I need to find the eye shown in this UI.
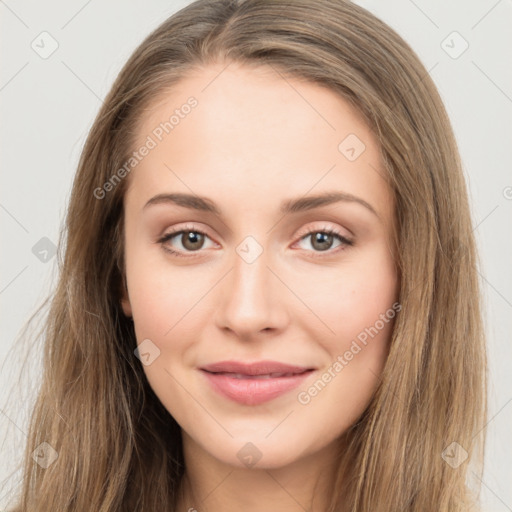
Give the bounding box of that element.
[157,224,217,258]
[157,223,353,258]
[293,225,353,256]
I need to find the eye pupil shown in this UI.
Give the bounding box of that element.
[312,232,333,251]
[182,231,204,251]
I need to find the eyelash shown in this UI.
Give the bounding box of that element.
[157,223,354,259]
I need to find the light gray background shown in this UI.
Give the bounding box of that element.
[1,0,511,510]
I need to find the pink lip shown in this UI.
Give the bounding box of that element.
[199,360,315,405]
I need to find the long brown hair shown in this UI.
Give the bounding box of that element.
[8,0,487,510]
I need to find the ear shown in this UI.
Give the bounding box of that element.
[121,295,132,317]
[119,275,132,318]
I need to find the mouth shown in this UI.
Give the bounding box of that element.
[200,360,315,376]
[202,370,312,379]
[199,360,316,405]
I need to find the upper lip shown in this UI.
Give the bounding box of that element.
[200,360,315,376]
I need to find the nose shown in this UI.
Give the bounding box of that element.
[214,245,289,340]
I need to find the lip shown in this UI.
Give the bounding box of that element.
[199,360,315,405]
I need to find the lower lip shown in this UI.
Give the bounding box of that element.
[200,369,314,405]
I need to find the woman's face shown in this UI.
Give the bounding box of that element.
[121,62,398,469]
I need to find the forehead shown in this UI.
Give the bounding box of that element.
[126,62,392,224]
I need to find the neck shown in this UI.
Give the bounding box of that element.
[175,432,343,512]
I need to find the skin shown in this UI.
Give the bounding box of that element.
[121,61,398,511]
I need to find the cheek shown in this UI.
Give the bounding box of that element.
[309,244,397,337]
[125,261,200,413]
[295,247,398,415]
[125,249,217,393]
[125,243,208,338]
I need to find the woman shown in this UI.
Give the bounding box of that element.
[10,0,487,510]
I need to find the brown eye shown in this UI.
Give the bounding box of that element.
[181,231,205,251]
[158,226,216,257]
[310,232,335,251]
[294,227,354,257]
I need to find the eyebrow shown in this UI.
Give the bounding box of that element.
[143,191,379,218]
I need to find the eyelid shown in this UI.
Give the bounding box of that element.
[294,222,352,242]
[157,222,219,253]
[159,222,215,240]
